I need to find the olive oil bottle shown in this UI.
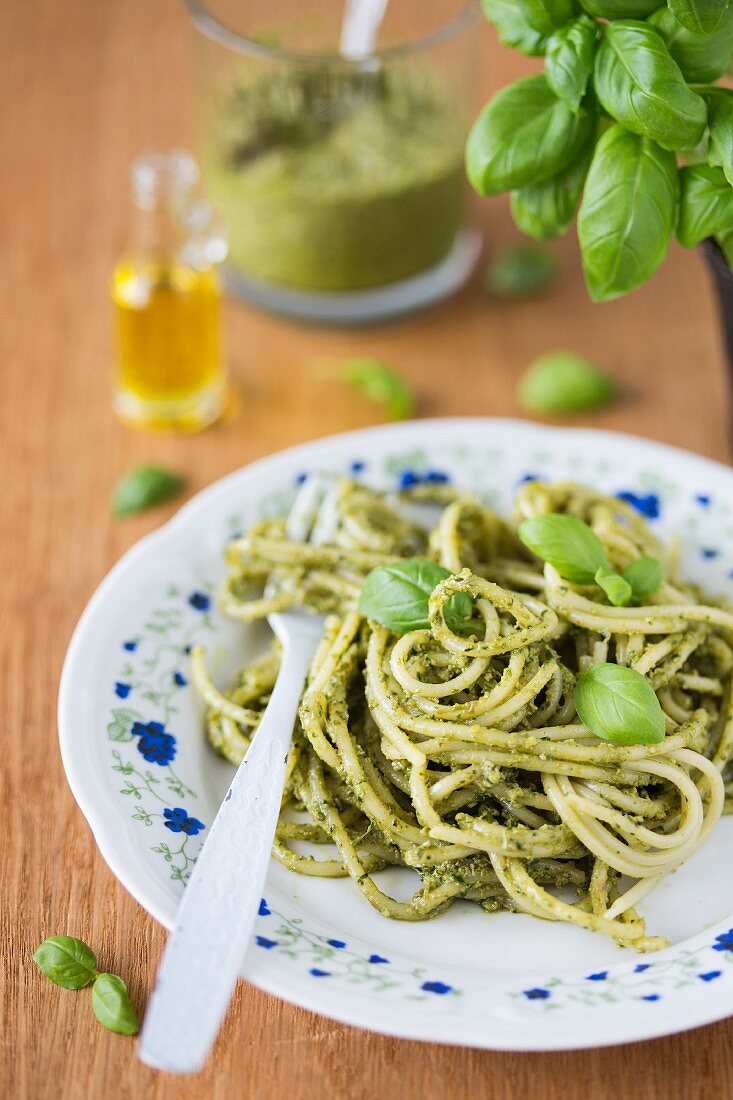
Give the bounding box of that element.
[112,152,227,432]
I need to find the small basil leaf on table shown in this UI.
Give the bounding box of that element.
[479,0,549,56]
[578,125,679,302]
[358,558,472,635]
[112,465,184,519]
[667,0,729,36]
[580,0,660,15]
[574,663,666,744]
[593,21,707,152]
[650,5,733,82]
[510,142,594,241]
[466,75,594,196]
[545,16,598,113]
[623,556,663,601]
[321,359,415,421]
[677,165,733,248]
[485,245,557,297]
[518,351,616,414]
[33,936,99,989]
[518,514,608,584]
[595,566,633,606]
[91,973,140,1035]
[706,90,733,188]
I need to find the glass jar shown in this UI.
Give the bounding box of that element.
[112,152,228,431]
[187,0,481,324]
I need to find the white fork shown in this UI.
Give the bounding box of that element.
[139,476,333,1074]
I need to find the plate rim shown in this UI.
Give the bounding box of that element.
[58,417,733,1051]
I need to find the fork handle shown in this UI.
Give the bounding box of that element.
[138,635,316,1074]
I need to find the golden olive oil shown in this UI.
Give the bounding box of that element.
[112,152,227,432]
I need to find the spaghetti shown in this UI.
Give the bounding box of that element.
[193,479,733,950]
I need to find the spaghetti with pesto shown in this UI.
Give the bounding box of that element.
[193,479,733,951]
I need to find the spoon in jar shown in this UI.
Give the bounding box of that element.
[339,0,389,59]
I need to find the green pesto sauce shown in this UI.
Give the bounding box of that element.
[201,67,466,291]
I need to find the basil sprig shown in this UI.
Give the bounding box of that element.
[574,663,666,744]
[112,464,184,519]
[518,513,662,606]
[578,126,679,302]
[466,74,594,196]
[358,558,473,635]
[470,1,733,301]
[651,6,733,83]
[546,16,598,113]
[33,935,139,1035]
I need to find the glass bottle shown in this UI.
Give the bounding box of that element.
[112,151,228,432]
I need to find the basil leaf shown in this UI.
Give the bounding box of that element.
[546,17,598,112]
[650,5,733,81]
[595,566,633,605]
[510,143,593,240]
[574,663,666,744]
[578,125,678,302]
[594,21,707,152]
[33,936,98,990]
[707,90,733,188]
[466,75,594,196]
[581,0,659,14]
[518,514,608,583]
[324,359,415,421]
[667,0,729,35]
[677,165,733,248]
[112,465,184,519]
[518,351,616,414]
[358,558,473,635]
[484,245,557,297]
[480,0,549,55]
[623,555,663,600]
[91,973,139,1035]
[718,228,733,267]
[444,591,476,635]
[514,0,579,33]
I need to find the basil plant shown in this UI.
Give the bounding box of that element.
[467,0,733,301]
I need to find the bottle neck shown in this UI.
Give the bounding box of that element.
[126,152,226,271]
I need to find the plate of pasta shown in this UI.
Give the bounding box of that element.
[59,419,733,1051]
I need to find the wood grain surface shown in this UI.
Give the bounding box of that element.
[3,1,732,1097]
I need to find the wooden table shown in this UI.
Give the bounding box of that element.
[3,1,732,1096]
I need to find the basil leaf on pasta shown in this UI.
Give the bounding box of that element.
[518,514,608,583]
[595,566,633,606]
[358,558,472,635]
[574,663,666,744]
[623,556,663,601]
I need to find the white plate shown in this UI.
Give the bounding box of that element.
[59,419,733,1051]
